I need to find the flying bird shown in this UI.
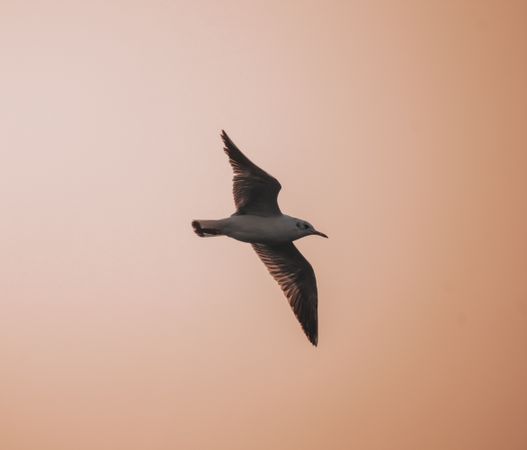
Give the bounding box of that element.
[192,131,327,346]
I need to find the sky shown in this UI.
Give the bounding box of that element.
[1,1,526,449]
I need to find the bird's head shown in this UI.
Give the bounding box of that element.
[293,219,328,239]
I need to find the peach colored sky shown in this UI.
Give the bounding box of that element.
[1,1,526,449]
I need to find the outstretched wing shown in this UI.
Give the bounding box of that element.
[252,242,318,346]
[221,130,282,216]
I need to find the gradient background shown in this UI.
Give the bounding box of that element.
[2,1,526,449]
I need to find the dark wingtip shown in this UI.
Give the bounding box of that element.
[299,308,318,346]
[220,130,231,152]
[307,331,318,347]
[220,130,240,160]
[300,319,318,346]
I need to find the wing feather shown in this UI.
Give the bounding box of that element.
[252,242,318,345]
[221,130,282,216]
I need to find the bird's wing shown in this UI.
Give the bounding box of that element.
[252,242,318,345]
[221,130,282,216]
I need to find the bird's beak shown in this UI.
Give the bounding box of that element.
[312,230,328,238]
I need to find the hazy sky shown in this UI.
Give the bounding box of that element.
[1,1,526,449]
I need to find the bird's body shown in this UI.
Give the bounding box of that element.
[192,131,327,346]
[194,214,314,244]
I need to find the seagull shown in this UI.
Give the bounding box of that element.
[192,130,327,346]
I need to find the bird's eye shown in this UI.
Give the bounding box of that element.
[296,222,302,229]
[303,223,309,230]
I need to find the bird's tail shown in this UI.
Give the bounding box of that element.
[191,220,224,237]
